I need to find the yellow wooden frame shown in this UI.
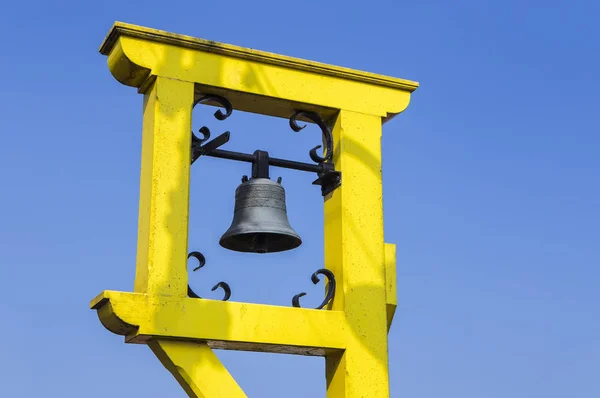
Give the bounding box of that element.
[91,22,418,397]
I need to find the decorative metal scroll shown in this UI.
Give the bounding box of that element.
[187,251,231,301]
[292,269,336,310]
[190,94,341,196]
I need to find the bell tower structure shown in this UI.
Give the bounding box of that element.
[91,22,418,398]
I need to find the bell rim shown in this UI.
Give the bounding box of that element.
[219,232,302,253]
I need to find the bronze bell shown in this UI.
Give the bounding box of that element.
[219,176,302,253]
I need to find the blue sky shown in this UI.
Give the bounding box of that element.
[1,1,599,397]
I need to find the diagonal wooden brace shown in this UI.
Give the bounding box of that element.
[149,340,247,398]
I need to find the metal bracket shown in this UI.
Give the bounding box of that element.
[312,163,342,197]
[191,95,342,197]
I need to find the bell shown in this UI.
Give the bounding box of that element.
[220,177,302,253]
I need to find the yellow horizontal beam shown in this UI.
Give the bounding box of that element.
[100,22,418,120]
[91,291,347,355]
[100,22,418,92]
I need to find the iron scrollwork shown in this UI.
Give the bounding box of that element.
[187,251,231,301]
[289,110,333,164]
[193,94,233,121]
[187,96,340,306]
[191,95,233,164]
[288,110,340,196]
[189,94,341,196]
[292,268,336,310]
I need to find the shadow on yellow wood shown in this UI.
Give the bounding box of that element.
[91,290,347,355]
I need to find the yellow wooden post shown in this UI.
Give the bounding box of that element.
[135,76,194,296]
[324,111,389,397]
[91,21,418,398]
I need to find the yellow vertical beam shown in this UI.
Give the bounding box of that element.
[149,340,247,398]
[324,110,390,397]
[134,78,247,398]
[134,77,195,296]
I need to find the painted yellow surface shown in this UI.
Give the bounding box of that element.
[100,22,418,90]
[101,22,417,121]
[135,76,195,296]
[91,290,347,354]
[91,21,418,398]
[150,340,246,398]
[324,111,390,397]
